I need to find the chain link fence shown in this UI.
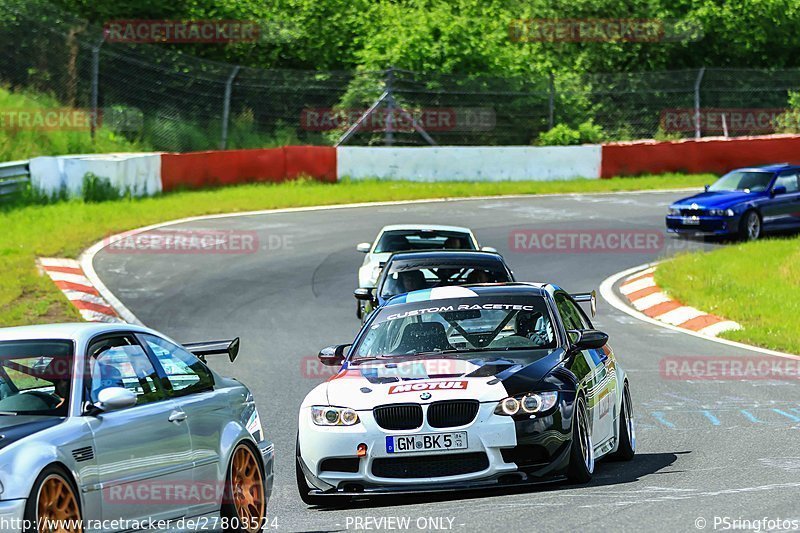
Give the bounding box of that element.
[2,0,800,151]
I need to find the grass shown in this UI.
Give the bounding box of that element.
[0,173,711,326]
[656,236,800,354]
[0,86,148,160]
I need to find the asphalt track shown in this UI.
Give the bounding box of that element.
[93,191,800,533]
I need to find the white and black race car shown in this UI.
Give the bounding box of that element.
[296,284,635,504]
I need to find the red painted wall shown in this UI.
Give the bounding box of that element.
[161,146,336,191]
[601,135,800,178]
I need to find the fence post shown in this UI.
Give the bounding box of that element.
[548,71,555,130]
[384,67,395,146]
[90,37,104,140]
[694,67,706,139]
[220,66,241,150]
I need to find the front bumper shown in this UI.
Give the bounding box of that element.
[0,499,26,533]
[665,214,739,235]
[297,401,573,494]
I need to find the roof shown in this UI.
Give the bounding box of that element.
[383,282,552,306]
[386,250,504,265]
[740,163,798,173]
[379,224,473,234]
[0,322,155,343]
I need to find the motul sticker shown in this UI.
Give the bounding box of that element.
[388,381,468,394]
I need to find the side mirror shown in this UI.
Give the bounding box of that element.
[356,242,371,253]
[354,288,375,301]
[93,387,137,413]
[481,246,497,252]
[704,184,710,192]
[318,344,350,366]
[567,329,609,351]
[772,185,787,197]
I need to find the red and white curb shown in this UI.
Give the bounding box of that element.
[38,258,125,323]
[618,266,740,337]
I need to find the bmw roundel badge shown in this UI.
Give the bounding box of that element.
[420,392,432,400]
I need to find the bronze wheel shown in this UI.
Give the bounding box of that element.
[36,473,82,533]
[227,444,266,532]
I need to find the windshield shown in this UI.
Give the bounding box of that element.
[354,296,557,360]
[708,171,773,192]
[374,230,475,253]
[380,262,511,299]
[0,340,73,416]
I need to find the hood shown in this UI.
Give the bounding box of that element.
[0,415,64,451]
[673,190,760,209]
[324,350,564,410]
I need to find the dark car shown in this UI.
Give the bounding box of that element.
[297,283,634,503]
[666,163,800,240]
[354,250,515,322]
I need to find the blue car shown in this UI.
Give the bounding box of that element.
[666,163,800,240]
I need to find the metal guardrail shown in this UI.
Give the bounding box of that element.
[0,160,30,199]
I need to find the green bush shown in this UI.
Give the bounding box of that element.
[537,120,605,146]
[82,172,123,203]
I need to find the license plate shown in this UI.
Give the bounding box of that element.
[681,216,701,225]
[386,432,467,454]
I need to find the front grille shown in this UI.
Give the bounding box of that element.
[679,208,705,216]
[320,457,360,473]
[427,400,479,428]
[374,404,423,430]
[372,452,489,478]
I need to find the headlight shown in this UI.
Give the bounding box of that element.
[496,392,558,416]
[668,207,681,216]
[311,406,360,426]
[708,208,735,217]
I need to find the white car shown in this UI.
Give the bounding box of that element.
[296,284,635,504]
[355,225,493,317]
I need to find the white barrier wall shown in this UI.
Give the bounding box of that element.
[30,153,162,197]
[337,146,602,181]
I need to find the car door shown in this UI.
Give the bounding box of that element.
[555,293,615,446]
[767,171,800,228]
[139,333,226,517]
[83,333,194,525]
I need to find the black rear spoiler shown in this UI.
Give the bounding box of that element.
[570,290,597,317]
[183,338,240,363]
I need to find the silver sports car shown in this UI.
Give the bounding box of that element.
[0,323,273,533]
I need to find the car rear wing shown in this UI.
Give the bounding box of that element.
[183,338,240,363]
[570,290,597,317]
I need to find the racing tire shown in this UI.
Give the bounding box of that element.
[610,382,636,461]
[221,442,267,533]
[738,210,762,241]
[24,465,83,533]
[566,396,594,484]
